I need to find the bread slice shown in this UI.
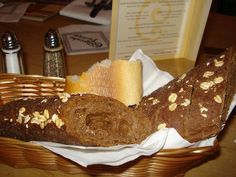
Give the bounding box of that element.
[138,67,199,137]
[0,94,152,146]
[65,59,142,106]
[186,47,236,142]
[138,47,236,142]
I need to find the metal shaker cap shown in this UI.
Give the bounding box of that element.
[1,31,20,50]
[44,29,60,49]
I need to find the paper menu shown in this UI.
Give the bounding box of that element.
[58,24,110,55]
[109,0,212,62]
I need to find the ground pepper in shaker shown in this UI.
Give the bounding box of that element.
[1,31,25,74]
[43,29,67,78]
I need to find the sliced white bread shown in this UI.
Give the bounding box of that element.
[65,59,142,106]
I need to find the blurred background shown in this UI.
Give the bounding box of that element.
[211,0,236,16]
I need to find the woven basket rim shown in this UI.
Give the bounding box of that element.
[0,73,65,81]
[0,72,65,78]
[0,73,220,175]
[0,135,219,156]
[0,73,220,154]
[0,136,219,175]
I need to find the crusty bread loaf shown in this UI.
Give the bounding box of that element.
[65,59,142,106]
[0,93,152,147]
[138,47,236,142]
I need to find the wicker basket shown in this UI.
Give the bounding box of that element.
[0,73,219,177]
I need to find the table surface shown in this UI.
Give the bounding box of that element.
[0,9,236,177]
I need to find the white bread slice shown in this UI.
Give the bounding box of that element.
[65,59,142,106]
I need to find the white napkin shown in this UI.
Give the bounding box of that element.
[33,128,168,167]
[130,49,174,96]
[33,49,236,167]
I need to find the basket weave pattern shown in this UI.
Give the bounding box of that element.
[0,74,219,176]
[0,73,65,104]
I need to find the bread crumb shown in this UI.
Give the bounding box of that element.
[88,59,111,72]
[169,103,177,111]
[157,123,166,130]
[220,54,225,59]
[200,107,208,113]
[214,95,222,103]
[214,77,224,84]
[181,99,190,106]
[203,71,214,78]
[58,92,71,102]
[152,99,160,105]
[177,73,186,82]
[214,59,224,67]
[179,88,184,93]
[41,99,47,103]
[168,93,177,103]
[200,81,214,90]
[148,97,154,100]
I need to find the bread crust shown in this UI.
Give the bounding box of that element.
[0,94,152,146]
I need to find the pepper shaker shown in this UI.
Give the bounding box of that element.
[1,31,25,74]
[43,29,67,78]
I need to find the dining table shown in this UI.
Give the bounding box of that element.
[0,6,236,177]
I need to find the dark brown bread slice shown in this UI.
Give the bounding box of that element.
[0,95,74,144]
[60,94,152,146]
[138,66,199,138]
[138,47,236,142]
[0,94,152,147]
[186,47,236,142]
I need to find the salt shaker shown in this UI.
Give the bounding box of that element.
[1,31,25,74]
[43,29,67,78]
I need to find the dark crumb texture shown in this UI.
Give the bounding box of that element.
[0,94,153,147]
[138,47,236,142]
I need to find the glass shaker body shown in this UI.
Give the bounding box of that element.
[43,29,67,78]
[1,31,25,74]
[43,45,66,78]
